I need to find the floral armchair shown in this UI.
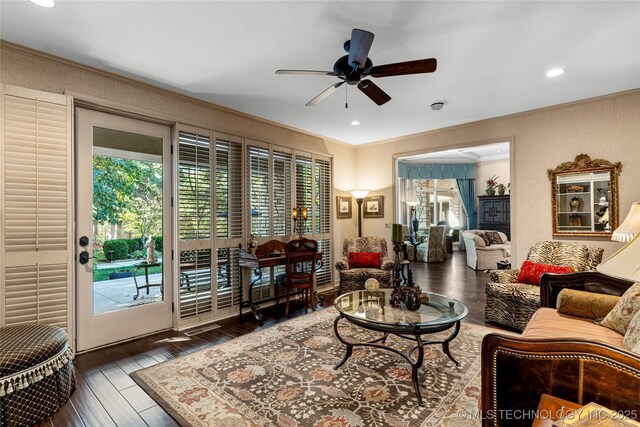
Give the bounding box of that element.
[485,241,604,331]
[335,236,394,294]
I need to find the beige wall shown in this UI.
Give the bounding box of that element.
[354,90,640,264]
[3,41,639,271]
[0,42,357,272]
[475,158,511,206]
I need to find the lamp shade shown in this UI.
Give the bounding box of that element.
[350,189,370,199]
[596,234,640,282]
[612,202,640,242]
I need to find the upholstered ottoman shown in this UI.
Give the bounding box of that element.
[0,325,75,427]
[485,282,541,331]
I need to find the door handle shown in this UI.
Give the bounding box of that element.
[79,250,95,265]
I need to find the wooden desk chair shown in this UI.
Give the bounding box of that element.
[277,238,318,317]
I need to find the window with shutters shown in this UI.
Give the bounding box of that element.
[215,135,243,315]
[177,130,213,320]
[1,87,72,337]
[247,144,269,237]
[314,156,332,285]
[272,148,292,237]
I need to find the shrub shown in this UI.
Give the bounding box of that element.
[155,236,163,252]
[124,238,143,254]
[102,239,129,261]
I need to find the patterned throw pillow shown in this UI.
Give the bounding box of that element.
[515,260,575,286]
[599,282,640,335]
[557,289,620,321]
[348,252,382,269]
[481,231,503,246]
[623,310,640,352]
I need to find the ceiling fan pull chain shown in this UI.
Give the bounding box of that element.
[345,84,348,109]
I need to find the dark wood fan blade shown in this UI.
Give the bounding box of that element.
[348,29,374,69]
[368,58,437,78]
[306,81,345,106]
[276,69,338,76]
[357,80,391,106]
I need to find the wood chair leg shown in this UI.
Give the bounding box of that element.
[310,285,315,311]
[285,288,291,317]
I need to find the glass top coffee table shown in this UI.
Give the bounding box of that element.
[333,289,468,405]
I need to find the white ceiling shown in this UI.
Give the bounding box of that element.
[401,142,509,163]
[1,1,639,145]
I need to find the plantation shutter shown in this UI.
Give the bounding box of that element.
[214,133,243,314]
[272,147,292,237]
[1,85,73,338]
[247,143,269,237]
[313,155,333,285]
[295,153,313,216]
[177,128,213,322]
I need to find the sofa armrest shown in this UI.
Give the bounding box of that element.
[489,269,519,284]
[380,258,394,271]
[334,258,349,271]
[540,271,634,309]
[481,333,640,426]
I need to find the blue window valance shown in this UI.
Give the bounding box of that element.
[398,162,477,180]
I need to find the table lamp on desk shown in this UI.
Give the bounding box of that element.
[597,202,640,282]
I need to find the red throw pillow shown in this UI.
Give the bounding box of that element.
[348,252,382,269]
[516,260,575,286]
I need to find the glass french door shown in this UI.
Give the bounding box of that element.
[76,108,173,352]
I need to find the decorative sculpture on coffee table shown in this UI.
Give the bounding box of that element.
[390,224,405,307]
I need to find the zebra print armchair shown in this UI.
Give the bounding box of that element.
[484,241,604,331]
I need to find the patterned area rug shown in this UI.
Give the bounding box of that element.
[132,308,499,426]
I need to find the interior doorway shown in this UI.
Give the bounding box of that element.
[396,141,511,252]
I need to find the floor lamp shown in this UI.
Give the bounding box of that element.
[350,190,370,237]
[596,202,640,282]
[406,201,420,241]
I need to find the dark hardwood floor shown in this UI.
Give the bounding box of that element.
[36,251,511,427]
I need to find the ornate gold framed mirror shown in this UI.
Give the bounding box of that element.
[548,154,622,237]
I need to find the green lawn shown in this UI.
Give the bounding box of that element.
[93,265,162,282]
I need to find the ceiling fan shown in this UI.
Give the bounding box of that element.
[276,28,437,107]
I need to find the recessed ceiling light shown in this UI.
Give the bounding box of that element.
[546,68,565,78]
[30,0,55,7]
[350,121,361,126]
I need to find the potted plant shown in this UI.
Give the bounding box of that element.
[496,183,510,195]
[485,175,499,195]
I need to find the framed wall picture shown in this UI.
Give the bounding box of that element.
[363,195,384,218]
[336,196,352,219]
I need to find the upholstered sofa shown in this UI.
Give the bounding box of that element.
[485,241,603,331]
[462,230,511,270]
[481,271,639,426]
[334,236,394,294]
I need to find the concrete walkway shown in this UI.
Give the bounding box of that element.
[93,273,163,313]
[95,257,163,270]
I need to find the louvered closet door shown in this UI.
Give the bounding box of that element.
[177,128,214,325]
[1,85,73,342]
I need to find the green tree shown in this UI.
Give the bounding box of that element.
[93,156,163,239]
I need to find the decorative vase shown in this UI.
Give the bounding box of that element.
[570,197,581,212]
[485,187,496,196]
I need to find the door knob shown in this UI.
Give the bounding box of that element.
[79,250,94,265]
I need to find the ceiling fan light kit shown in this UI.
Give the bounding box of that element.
[276,28,437,107]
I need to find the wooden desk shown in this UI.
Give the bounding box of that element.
[239,240,323,322]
